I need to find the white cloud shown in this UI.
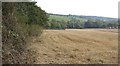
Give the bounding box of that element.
[35,0,120,18]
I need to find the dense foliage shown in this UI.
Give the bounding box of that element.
[2,2,48,63]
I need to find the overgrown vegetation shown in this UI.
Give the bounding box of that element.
[2,2,48,64]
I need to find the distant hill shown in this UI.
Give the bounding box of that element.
[47,13,118,29]
[78,15,118,23]
[48,13,118,23]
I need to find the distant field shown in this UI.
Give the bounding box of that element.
[29,29,118,64]
[49,15,86,22]
[49,15,71,21]
[66,29,118,33]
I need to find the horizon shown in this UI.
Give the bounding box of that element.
[35,0,119,18]
[47,13,118,19]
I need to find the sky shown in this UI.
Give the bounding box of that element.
[35,0,120,18]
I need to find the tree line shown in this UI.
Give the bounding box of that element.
[47,18,118,29]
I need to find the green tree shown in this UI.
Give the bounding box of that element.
[2,2,48,64]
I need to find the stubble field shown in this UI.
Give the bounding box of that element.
[28,29,118,64]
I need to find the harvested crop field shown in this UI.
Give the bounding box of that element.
[28,29,118,64]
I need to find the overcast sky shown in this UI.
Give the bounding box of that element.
[35,0,119,18]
